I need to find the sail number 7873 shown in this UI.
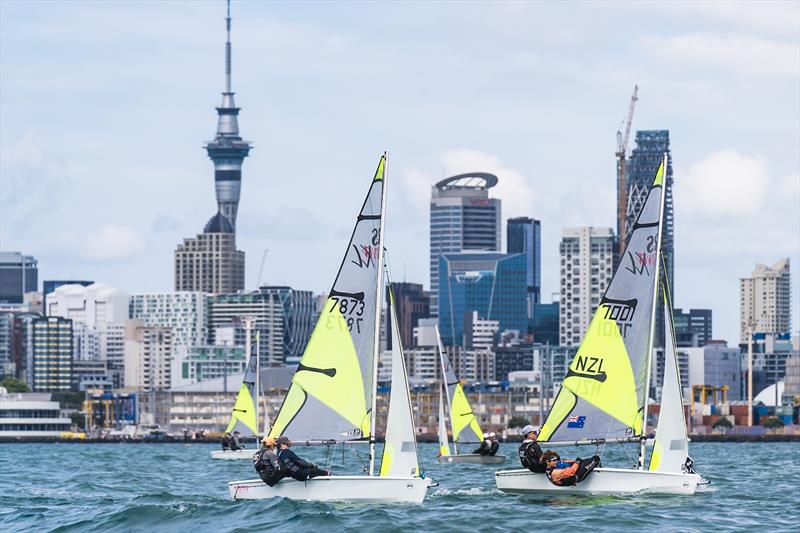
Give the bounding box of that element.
[328,297,365,334]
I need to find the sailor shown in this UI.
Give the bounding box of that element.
[518,425,546,473]
[487,432,500,456]
[220,432,232,451]
[541,450,601,486]
[276,436,331,481]
[253,437,286,487]
[473,433,492,455]
[230,431,244,451]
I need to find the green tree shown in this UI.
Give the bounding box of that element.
[0,377,30,393]
[762,416,785,429]
[712,417,733,429]
[508,416,530,429]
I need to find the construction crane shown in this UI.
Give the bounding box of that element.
[616,84,638,256]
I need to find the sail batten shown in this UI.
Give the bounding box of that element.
[540,160,666,443]
[268,156,386,442]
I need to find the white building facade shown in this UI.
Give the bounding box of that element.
[559,227,615,346]
[740,258,791,343]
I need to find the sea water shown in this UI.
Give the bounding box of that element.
[1,442,798,532]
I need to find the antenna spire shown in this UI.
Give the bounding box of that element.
[225,0,232,93]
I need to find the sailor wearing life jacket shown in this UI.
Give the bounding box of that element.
[518,425,546,473]
[253,437,286,487]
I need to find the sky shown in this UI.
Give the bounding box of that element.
[1,0,798,345]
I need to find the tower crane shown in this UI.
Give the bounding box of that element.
[616,84,638,255]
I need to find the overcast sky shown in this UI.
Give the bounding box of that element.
[1,0,798,344]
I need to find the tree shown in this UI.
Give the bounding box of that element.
[712,417,733,430]
[0,377,30,393]
[508,416,530,429]
[762,416,785,429]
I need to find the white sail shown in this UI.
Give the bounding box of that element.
[224,342,259,437]
[379,289,419,477]
[437,328,483,445]
[437,384,451,458]
[649,284,689,473]
[268,156,386,443]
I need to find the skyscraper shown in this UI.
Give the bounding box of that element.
[559,227,616,346]
[204,1,252,232]
[32,316,73,392]
[740,258,792,343]
[507,217,541,319]
[438,252,527,346]
[430,173,501,316]
[673,308,713,347]
[0,252,38,304]
[624,130,674,300]
[385,282,430,350]
[258,286,316,364]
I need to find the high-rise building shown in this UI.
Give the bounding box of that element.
[438,252,527,346]
[174,226,245,294]
[384,282,430,350]
[531,302,559,345]
[0,312,39,385]
[42,280,93,316]
[740,258,791,343]
[129,292,208,349]
[208,292,283,366]
[624,130,674,293]
[673,308,713,347]
[0,314,13,379]
[559,227,616,346]
[0,252,38,304]
[204,2,252,232]
[124,320,173,391]
[32,317,73,392]
[430,173,501,316]
[258,286,316,364]
[507,217,541,318]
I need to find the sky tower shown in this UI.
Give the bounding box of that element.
[204,0,252,233]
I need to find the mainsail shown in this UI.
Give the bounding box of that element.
[437,328,483,445]
[269,156,386,442]
[379,288,419,477]
[649,280,689,472]
[225,343,259,436]
[539,159,666,443]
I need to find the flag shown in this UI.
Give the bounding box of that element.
[567,416,586,429]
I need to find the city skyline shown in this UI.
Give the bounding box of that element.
[1,1,798,346]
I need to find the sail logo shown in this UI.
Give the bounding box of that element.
[566,355,607,382]
[624,235,657,276]
[599,297,637,338]
[350,243,380,269]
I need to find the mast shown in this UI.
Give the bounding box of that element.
[639,152,668,469]
[243,317,257,437]
[368,151,389,477]
[436,325,457,455]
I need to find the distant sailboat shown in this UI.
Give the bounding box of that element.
[436,326,505,464]
[228,155,433,503]
[496,156,705,494]
[211,327,265,460]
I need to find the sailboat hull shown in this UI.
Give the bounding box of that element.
[228,475,433,503]
[438,454,506,465]
[210,449,255,460]
[495,467,701,495]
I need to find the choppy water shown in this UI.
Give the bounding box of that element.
[1,442,798,532]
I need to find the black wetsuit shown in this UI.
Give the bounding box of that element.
[519,439,546,473]
[488,440,500,456]
[546,455,601,486]
[253,448,286,487]
[221,435,231,451]
[473,439,492,455]
[278,448,328,481]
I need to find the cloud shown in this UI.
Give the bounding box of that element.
[84,224,146,262]
[641,33,800,77]
[676,150,768,218]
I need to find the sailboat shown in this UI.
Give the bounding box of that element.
[211,327,267,460]
[228,155,433,503]
[496,156,704,495]
[436,327,505,464]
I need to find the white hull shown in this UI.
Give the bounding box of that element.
[210,449,255,460]
[229,475,433,503]
[438,454,506,465]
[495,467,701,495]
